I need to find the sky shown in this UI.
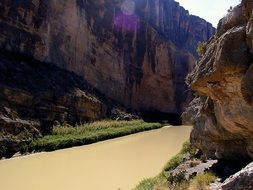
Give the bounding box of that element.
[176,0,241,27]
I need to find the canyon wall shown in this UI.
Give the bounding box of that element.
[183,0,253,160]
[0,0,215,115]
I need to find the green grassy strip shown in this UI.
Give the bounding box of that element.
[22,120,162,153]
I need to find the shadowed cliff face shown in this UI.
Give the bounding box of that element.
[183,0,253,161]
[0,50,109,156]
[0,0,215,115]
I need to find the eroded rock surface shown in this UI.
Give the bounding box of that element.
[183,0,253,160]
[0,0,215,115]
[171,159,218,181]
[214,162,253,190]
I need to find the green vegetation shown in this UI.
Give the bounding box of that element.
[135,141,216,190]
[189,172,216,190]
[22,120,162,153]
[196,42,207,56]
[135,171,216,190]
[135,174,168,190]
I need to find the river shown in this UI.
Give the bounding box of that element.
[0,126,191,190]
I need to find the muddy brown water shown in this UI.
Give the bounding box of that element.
[0,126,192,190]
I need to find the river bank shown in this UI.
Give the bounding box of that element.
[0,126,192,190]
[0,120,162,159]
[135,140,217,190]
[135,142,251,190]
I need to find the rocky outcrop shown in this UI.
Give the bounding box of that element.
[183,0,253,161]
[110,108,139,121]
[0,114,40,157]
[214,162,253,190]
[170,159,218,182]
[0,0,215,115]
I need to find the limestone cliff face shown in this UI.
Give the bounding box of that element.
[0,0,214,115]
[183,0,253,160]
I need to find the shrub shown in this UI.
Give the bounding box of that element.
[180,141,196,158]
[196,42,206,56]
[20,144,29,154]
[135,178,159,190]
[135,174,167,190]
[172,181,190,190]
[200,155,207,163]
[167,171,186,184]
[189,172,216,190]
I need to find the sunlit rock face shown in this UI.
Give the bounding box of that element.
[0,0,215,115]
[183,0,253,160]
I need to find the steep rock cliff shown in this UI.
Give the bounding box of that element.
[0,0,215,115]
[0,51,108,156]
[183,0,253,161]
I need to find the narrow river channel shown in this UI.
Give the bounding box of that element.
[0,126,192,190]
